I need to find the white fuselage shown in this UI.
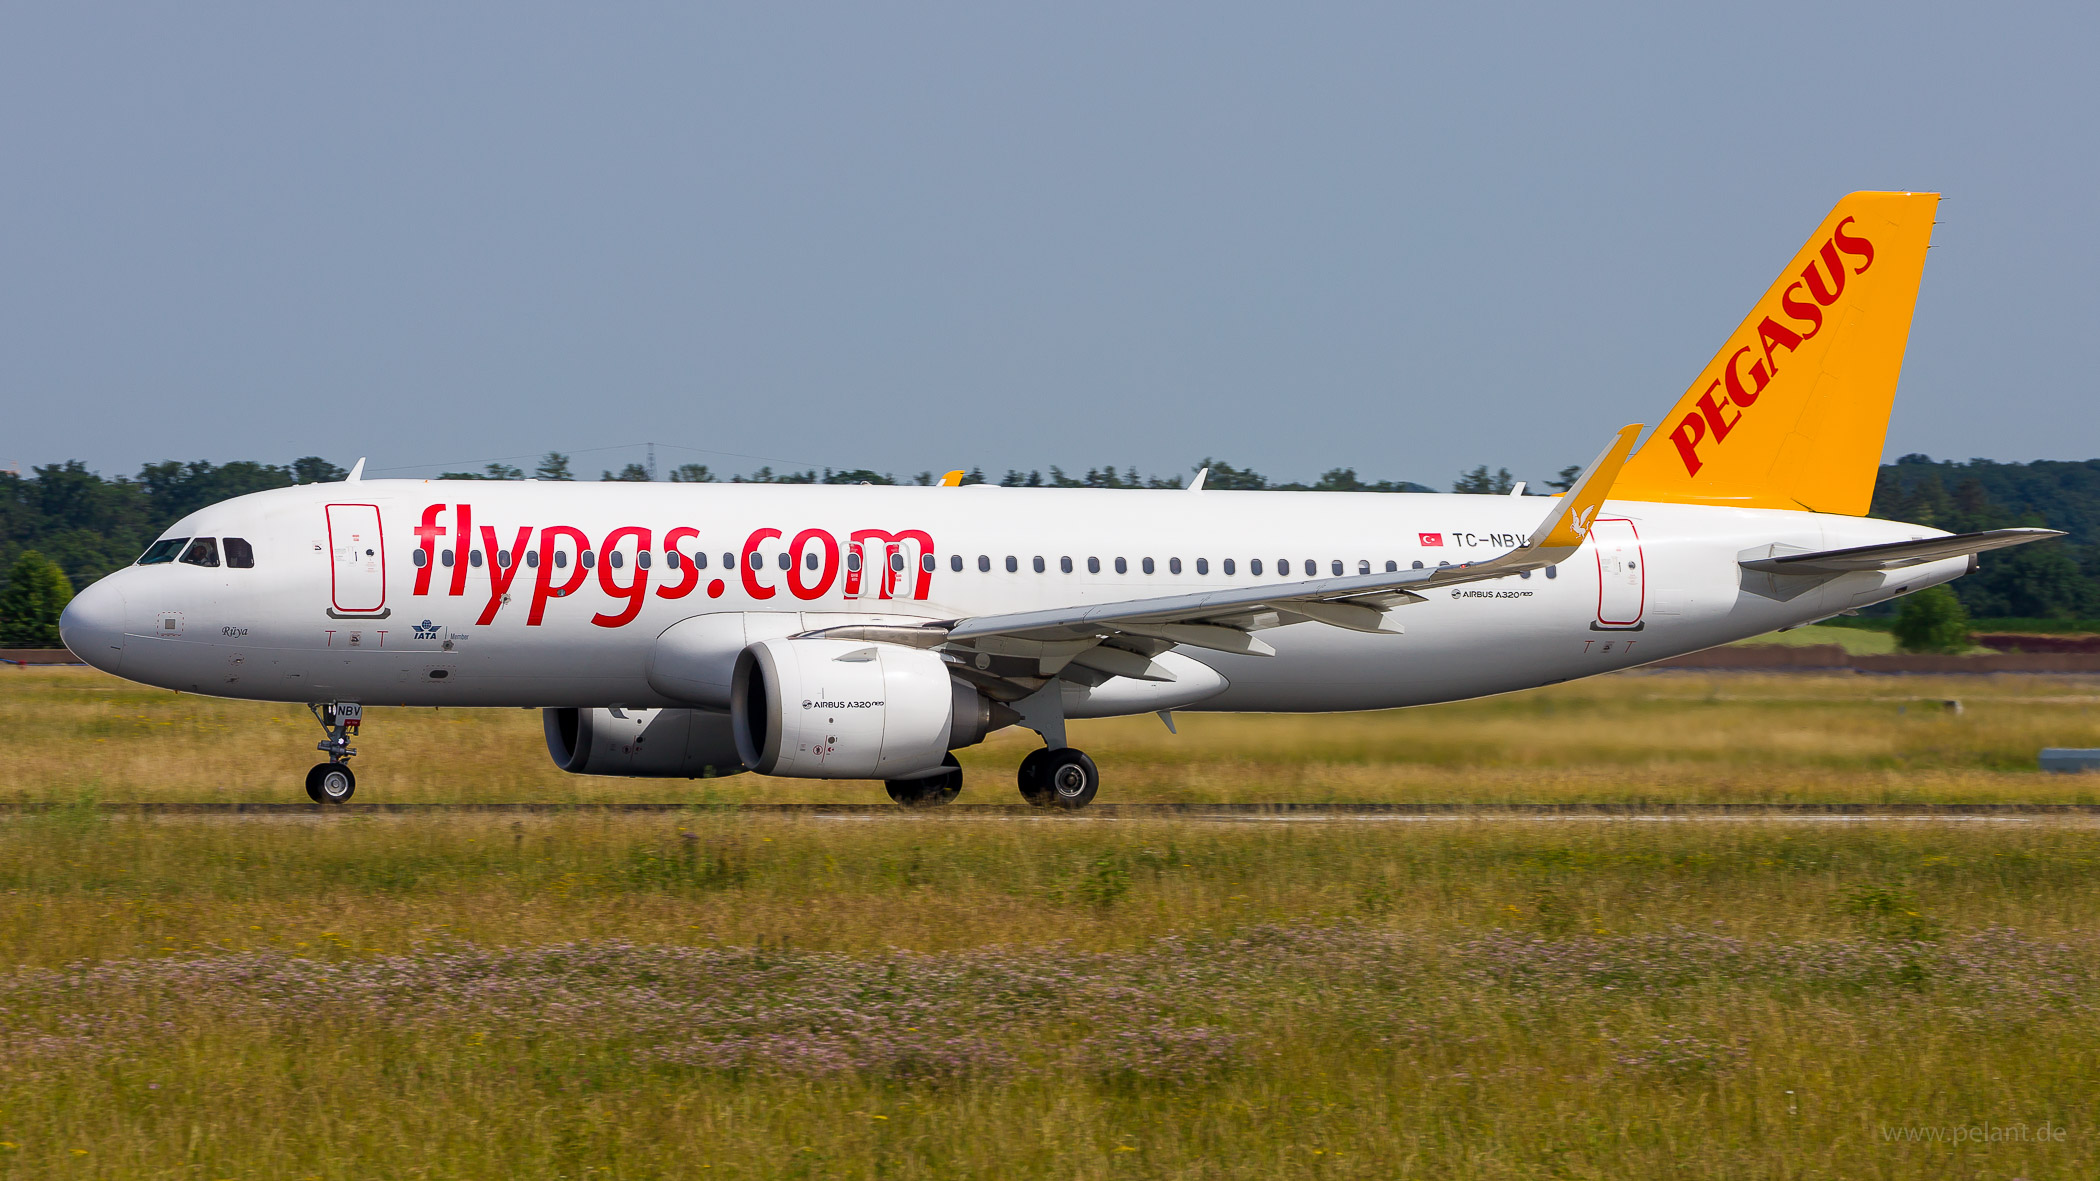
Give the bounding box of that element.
[61,480,1962,713]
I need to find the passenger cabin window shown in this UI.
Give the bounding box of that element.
[499,550,513,568]
[638,551,651,570]
[1169,558,1182,574]
[222,538,254,568]
[526,551,540,568]
[846,552,862,572]
[1546,565,1559,579]
[1195,558,1208,575]
[921,553,936,573]
[1060,556,1073,574]
[1032,556,1045,573]
[978,555,990,572]
[1087,557,1100,574]
[950,554,963,572]
[1142,557,1155,574]
[138,538,189,565]
[1333,560,1345,576]
[179,537,220,567]
[412,549,428,568]
[1006,555,1019,573]
[441,549,455,567]
[1385,561,1398,572]
[1249,559,1262,575]
[1356,560,1369,575]
[1113,557,1127,574]
[1223,558,1236,575]
[470,550,484,568]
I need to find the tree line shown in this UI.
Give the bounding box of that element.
[4,451,2097,644]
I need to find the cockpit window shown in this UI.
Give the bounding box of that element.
[179,537,221,567]
[223,537,255,569]
[137,538,190,565]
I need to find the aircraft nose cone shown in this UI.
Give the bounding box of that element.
[59,578,126,674]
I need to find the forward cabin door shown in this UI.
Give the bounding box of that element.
[325,503,387,616]
[1591,518,1644,629]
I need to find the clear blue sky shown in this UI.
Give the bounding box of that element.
[4,4,2093,487]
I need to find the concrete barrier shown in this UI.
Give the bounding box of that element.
[2041,749,2100,773]
[0,648,82,665]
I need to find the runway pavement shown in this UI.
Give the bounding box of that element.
[3,801,2097,820]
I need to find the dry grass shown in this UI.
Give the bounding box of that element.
[3,665,2097,805]
[1731,622,1900,654]
[1,669,2097,1177]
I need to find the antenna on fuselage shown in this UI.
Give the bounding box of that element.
[1187,467,1208,492]
[346,458,366,482]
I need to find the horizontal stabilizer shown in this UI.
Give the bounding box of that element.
[1738,528,2062,576]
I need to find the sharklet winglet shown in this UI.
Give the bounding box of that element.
[1530,424,1643,553]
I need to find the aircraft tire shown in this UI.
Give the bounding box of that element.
[305,762,356,804]
[886,754,962,808]
[1016,748,1055,806]
[1039,748,1099,810]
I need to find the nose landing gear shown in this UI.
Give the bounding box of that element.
[305,701,361,804]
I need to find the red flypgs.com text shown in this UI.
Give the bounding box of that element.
[410,505,936,628]
[1668,217,1876,477]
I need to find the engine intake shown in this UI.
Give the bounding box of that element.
[543,707,746,778]
[731,638,1015,778]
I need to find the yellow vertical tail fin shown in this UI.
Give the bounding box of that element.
[1614,191,1940,515]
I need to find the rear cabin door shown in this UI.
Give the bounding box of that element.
[1591,518,1644,629]
[326,503,387,615]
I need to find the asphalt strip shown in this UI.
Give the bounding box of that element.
[2,802,2097,823]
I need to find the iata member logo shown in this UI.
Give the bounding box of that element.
[1419,533,1443,547]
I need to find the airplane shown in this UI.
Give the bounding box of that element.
[59,191,2059,808]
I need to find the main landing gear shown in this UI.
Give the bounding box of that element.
[1017,747,1099,810]
[883,748,1103,810]
[305,701,361,804]
[885,754,963,807]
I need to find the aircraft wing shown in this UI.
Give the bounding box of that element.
[910,424,1644,659]
[1737,528,2061,576]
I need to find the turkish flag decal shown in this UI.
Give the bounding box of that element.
[1419,532,1443,546]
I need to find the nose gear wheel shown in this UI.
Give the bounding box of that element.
[305,762,356,804]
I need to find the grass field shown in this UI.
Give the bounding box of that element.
[1,668,2097,1178]
[4,665,2099,807]
[1727,623,1900,654]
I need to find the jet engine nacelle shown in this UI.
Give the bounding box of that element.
[731,638,1010,779]
[543,707,747,778]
